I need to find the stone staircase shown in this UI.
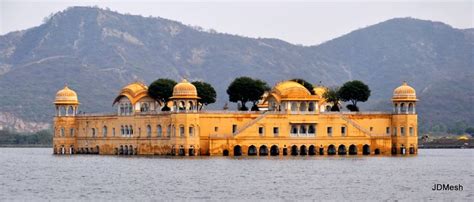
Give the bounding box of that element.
[233,111,269,137]
[338,112,386,137]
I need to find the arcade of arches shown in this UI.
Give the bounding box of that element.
[53,80,418,156]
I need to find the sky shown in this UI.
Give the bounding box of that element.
[1,0,473,45]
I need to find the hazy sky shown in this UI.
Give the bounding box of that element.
[1,0,472,45]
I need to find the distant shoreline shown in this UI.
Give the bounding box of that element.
[0,145,51,148]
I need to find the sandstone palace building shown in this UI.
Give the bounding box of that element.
[53,79,418,156]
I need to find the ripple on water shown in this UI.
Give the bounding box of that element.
[0,148,472,200]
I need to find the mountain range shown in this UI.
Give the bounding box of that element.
[0,7,472,133]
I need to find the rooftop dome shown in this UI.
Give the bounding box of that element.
[113,82,149,105]
[274,81,311,97]
[55,85,79,105]
[266,80,319,102]
[392,81,417,101]
[171,79,199,99]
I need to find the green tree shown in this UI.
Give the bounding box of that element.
[291,78,315,95]
[192,81,217,110]
[338,80,371,111]
[226,77,270,111]
[148,78,177,111]
[323,87,341,111]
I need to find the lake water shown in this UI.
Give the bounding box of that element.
[0,148,472,200]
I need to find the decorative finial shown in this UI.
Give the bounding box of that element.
[403,81,408,85]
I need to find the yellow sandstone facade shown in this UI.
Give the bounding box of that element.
[53,80,418,156]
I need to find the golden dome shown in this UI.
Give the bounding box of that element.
[113,82,149,105]
[171,79,199,99]
[392,81,417,101]
[54,85,79,105]
[267,81,319,101]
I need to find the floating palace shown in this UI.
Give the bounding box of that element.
[53,79,418,156]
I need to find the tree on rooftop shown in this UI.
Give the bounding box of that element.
[338,80,371,112]
[148,78,177,111]
[323,87,341,112]
[226,77,270,111]
[192,81,216,110]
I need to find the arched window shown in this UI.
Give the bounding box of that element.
[60,127,65,137]
[57,106,64,116]
[308,125,315,134]
[291,102,298,112]
[91,128,96,137]
[128,104,133,114]
[157,125,162,137]
[68,106,74,116]
[102,126,107,137]
[146,125,151,138]
[308,102,315,111]
[189,125,194,136]
[408,103,414,114]
[125,126,129,135]
[180,101,186,110]
[129,125,133,135]
[141,103,149,112]
[189,101,194,110]
[300,125,307,134]
[300,102,307,111]
[179,125,185,137]
[400,103,406,113]
[120,103,124,115]
[70,128,74,137]
[291,125,298,134]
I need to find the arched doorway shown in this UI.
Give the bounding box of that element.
[327,145,336,155]
[349,145,357,155]
[189,146,195,156]
[248,145,257,156]
[391,147,397,155]
[70,146,74,154]
[129,145,134,155]
[119,145,123,155]
[338,145,347,155]
[319,146,324,155]
[374,148,380,155]
[363,144,370,155]
[400,145,406,155]
[300,145,307,155]
[259,145,269,156]
[282,147,288,156]
[96,146,100,155]
[409,146,415,154]
[179,146,185,156]
[291,145,298,156]
[124,146,128,155]
[270,145,279,156]
[234,145,242,156]
[308,145,316,155]
[223,149,229,156]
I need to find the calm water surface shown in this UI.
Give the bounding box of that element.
[0,148,472,200]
